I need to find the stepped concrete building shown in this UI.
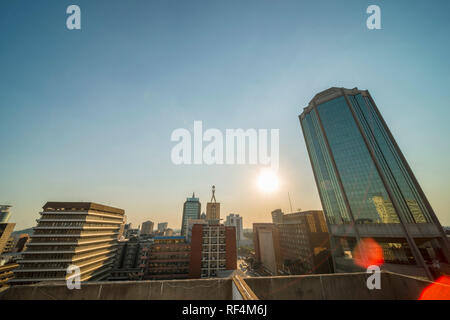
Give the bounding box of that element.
[11,202,125,284]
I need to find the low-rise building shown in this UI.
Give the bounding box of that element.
[143,236,190,280]
[189,224,237,278]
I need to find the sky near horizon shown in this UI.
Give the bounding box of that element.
[1,0,449,230]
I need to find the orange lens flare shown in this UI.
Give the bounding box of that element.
[419,276,450,300]
[352,238,384,269]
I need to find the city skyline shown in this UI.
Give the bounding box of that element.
[1,1,450,231]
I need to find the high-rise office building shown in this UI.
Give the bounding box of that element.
[206,186,220,222]
[225,214,243,245]
[12,202,125,284]
[0,205,12,223]
[299,87,450,279]
[181,193,201,237]
[141,221,154,235]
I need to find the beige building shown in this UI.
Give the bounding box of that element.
[0,223,15,255]
[206,202,221,221]
[12,202,124,284]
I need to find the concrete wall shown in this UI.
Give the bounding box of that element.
[243,271,436,300]
[0,278,232,300]
[1,271,443,300]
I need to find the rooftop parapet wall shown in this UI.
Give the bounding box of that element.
[0,271,446,300]
[243,271,439,300]
[0,278,232,300]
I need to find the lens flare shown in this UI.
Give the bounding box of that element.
[352,238,384,269]
[419,276,450,300]
[257,169,280,193]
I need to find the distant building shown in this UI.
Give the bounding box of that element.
[157,222,168,232]
[271,209,284,224]
[109,237,149,281]
[225,214,244,245]
[189,223,237,278]
[278,210,333,275]
[142,236,191,280]
[2,236,15,254]
[12,202,124,284]
[125,228,140,239]
[118,215,127,239]
[186,219,208,243]
[253,223,282,275]
[164,228,174,237]
[0,223,15,255]
[200,212,206,220]
[299,87,450,279]
[181,193,201,237]
[0,205,12,223]
[141,221,154,235]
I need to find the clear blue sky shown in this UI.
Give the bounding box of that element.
[1,0,449,230]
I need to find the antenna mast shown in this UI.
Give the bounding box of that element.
[288,192,293,213]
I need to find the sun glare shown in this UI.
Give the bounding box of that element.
[257,169,280,193]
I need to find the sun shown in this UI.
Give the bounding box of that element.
[257,169,280,193]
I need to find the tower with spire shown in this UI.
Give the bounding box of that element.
[181,192,201,237]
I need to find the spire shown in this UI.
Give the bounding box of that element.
[192,192,195,198]
[210,185,216,203]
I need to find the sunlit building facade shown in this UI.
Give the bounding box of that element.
[299,87,450,279]
[0,205,12,223]
[12,202,125,284]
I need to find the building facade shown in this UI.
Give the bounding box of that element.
[253,223,282,275]
[278,211,333,275]
[225,214,244,245]
[157,222,168,232]
[271,209,284,224]
[181,193,201,237]
[0,205,12,224]
[0,223,15,255]
[141,221,154,235]
[141,236,190,280]
[299,87,450,279]
[109,237,143,281]
[12,202,124,284]
[186,219,208,243]
[189,224,237,278]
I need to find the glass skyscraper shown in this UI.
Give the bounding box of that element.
[299,87,449,279]
[181,193,201,237]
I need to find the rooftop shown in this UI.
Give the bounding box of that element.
[1,271,447,300]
